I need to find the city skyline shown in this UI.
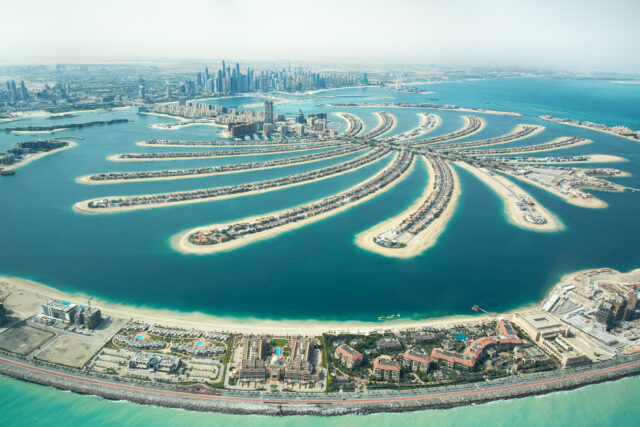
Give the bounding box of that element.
[2,0,640,72]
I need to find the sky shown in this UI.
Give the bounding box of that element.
[3,0,640,72]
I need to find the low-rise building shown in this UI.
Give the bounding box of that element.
[402,347,430,373]
[512,311,569,342]
[39,300,78,322]
[538,336,590,368]
[129,352,181,373]
[373,357,401,382]
[376,337,402,352]
[334,343,363,369]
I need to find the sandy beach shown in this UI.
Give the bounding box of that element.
[354,157,461,258]
[455,161,562,232]
[329,103,522,117]
[137,140,302,148]
[73,150,391,214]
[172,153,416,256]
[501,170,608,209]
[106,143,346,162]
[477,137,592,156]
[76,147,368,185]
[0,274,509,335]
[3,141,76,171]
[9,128,70,134]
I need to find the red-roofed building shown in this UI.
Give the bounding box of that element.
[373,357,401,382]
[402,347,431,373]
[334,343,363,369]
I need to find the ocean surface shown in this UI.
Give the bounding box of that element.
[0,77,639,423]
[2,374,640,426]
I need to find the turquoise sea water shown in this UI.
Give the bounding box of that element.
[0,77,639,423]
[2,374,640,426]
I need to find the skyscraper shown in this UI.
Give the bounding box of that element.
[264,100,274,124]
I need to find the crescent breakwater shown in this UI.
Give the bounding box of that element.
[327,102,523,117]
[138,138,330,147]
[77,145,368,184]
[355,153,460,258]
[107,141,347,162]
[407,115,485,146]
[175,150,414,254]
[75,147,392,213]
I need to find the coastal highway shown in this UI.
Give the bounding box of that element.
[1,352,639,414]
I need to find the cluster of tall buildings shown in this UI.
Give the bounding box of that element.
[173,61,368,97]
[4,80,30,102]
[596,291,639,331]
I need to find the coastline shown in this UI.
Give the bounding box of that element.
[354,157,461,258]
[405,113,442,141]
[2,141,76,171]
[75,147,368,185]
[329,104,522,117]
[172,153,415,255]
[73,150,390,214]
[149,121,226,131]
[9,106,130,119]
[501,170,608,209]
[454,161,562,232]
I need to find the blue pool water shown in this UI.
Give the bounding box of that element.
[455,333,468,341]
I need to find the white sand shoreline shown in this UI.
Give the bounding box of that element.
[354,157,461,258]
[172,153,416,255]
[73,150,390,214]
[455,161,562,232]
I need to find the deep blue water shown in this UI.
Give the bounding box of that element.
[0,77,639,322]
[1,76,640,425]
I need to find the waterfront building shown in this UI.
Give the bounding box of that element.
[414,331,437,344]
[596,301,615,331]
[237,336,267,381]
[402,347,430,373]
[295,110,305,124]
[264,100,273,124]
[372,357,401,382]
[129,352,181,373]
[283,337,318,382]
[334,343,363,369]
[0,301,6,326]
[512,311,569,342]
[376,337,402,352]
[538,336,590,368]
[73,306,102,330]
[39,300,78,322]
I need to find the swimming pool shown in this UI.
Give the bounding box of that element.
[135,335,144,340]
[275,348,282,355]
[455,333,468,341]
[196,341,205,347]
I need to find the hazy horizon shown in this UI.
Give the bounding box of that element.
[3,0,640,73]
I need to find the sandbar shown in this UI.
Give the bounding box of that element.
[445,124,545,150]
[172,153,416,255]
[503,154,627,164]
[539,116,640,143]
[354,157,461,258]
[455,161,562,232]
[73,150,391,214]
